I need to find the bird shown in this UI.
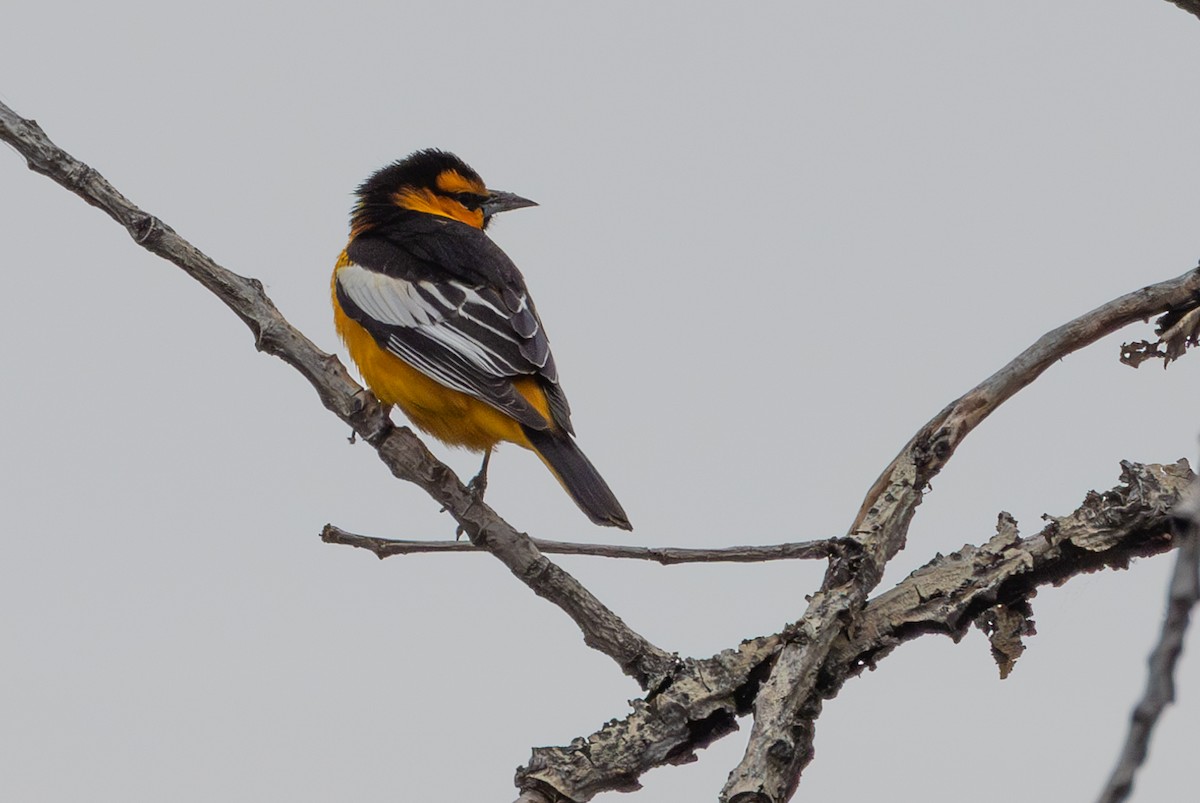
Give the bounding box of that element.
[331,149,632,530]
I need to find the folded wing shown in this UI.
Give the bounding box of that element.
[335,259,571,432]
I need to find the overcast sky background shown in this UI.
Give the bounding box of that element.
[2,2,1199,801]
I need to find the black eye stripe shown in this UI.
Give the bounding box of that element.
[448,191,486,210]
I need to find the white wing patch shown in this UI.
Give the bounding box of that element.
[337,263,443,327]
[336,263,530,381]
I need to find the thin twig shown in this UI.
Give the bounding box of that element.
[0,100,676,688]
[322,524,835,563]
[1097,477,1200,803]
[724,267,1200,803]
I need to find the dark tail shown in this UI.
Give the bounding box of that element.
[523,426,632,530]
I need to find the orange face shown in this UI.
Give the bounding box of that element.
[391,169,488,228]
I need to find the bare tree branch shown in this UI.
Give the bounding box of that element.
[832,461,1194,676]
[321,524,835,563]
[1097,475,1200,803]
[723,267,1200,802]
[516,461,1194,802]
[0,100,677,688]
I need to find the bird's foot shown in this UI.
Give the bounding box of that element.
[466,470,488,500]
[466,447,492,503]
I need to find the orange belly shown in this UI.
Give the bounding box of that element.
[332,259,548,452]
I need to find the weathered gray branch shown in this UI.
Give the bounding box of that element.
[831,461,1194,678]
[1097,475,1200,803]
[722,267,1200,803]
[516,461,1194,802]
[0,100,676,688]
[321,524,835,563]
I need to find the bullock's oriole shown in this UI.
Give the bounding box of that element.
[332,150,631,530]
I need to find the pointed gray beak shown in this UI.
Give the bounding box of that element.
[482,189,538,217]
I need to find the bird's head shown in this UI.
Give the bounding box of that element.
[351,149,537,234]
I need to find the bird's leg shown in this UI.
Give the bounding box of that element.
[456,448,493,540]
[467,447,492,500]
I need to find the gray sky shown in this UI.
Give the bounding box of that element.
[2,2,1198,800]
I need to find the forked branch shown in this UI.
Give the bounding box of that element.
[723,268,1200,802]
[516,461,1194,802]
